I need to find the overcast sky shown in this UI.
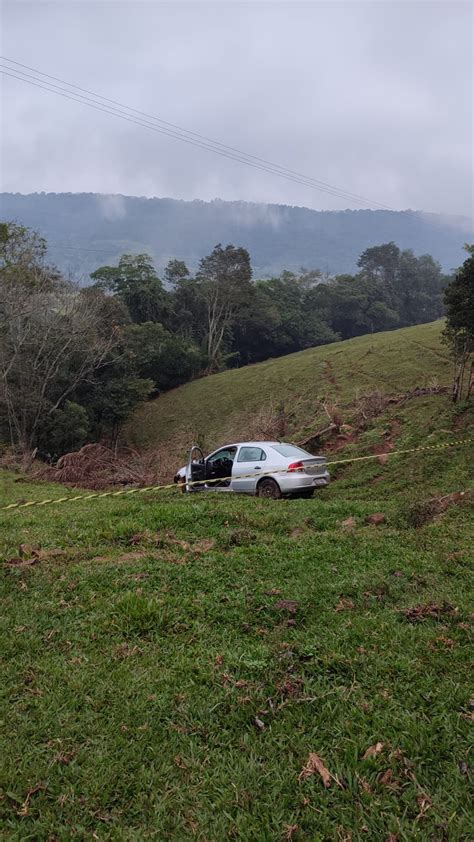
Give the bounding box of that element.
[0,1,472,215]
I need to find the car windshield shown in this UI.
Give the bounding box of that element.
[271,444,313,459]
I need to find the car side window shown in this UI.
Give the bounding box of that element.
[207,448,236,464]
[237,447,267,462]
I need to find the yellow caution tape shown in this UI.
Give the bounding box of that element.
[1,437,473,512]
[326,436,474,465]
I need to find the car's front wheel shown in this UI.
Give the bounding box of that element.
[257,478,282,499]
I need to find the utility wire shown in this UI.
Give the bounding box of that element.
[0,66,362,204]
[0,57,393,210]
[1,55,393,210]
[1,66,376,207]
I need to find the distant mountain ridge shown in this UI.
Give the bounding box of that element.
[1,192,471,280]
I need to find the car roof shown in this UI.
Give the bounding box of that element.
[217,441,288,449]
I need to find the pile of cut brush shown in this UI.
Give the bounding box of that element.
[40,444,170,490]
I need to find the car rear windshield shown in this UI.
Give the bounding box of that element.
[271,444,313,459]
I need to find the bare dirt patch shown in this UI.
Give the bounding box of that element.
[405,490,472,528]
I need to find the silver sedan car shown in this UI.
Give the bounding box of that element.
[174,441,330,499]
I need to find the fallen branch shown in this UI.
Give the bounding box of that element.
[297,423,339,447]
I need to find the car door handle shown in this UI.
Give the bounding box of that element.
[254,466,262,470]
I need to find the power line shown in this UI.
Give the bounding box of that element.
[1,66,380,207]
[1,55,393,210]
[0,56,393,210]
[1,66,368,205]
[1,57,392,209]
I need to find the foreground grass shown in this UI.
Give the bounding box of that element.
[1,463,473,840]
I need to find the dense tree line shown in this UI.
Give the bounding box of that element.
[443,244,474,402]
[91,238,448,372]
[0,221,453,457]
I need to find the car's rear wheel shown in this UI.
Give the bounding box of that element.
[257,478,282,499]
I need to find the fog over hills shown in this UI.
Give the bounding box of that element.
[1,192,471,280]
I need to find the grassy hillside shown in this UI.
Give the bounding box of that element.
[127,321,451,448]
[1,319,472,838]
[125,321,468,473]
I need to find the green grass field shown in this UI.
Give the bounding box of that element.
[1,320,473,840]
[125,321,455,454]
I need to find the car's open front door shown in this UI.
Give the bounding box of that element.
[186,445,206,492]
[203,446,237,490]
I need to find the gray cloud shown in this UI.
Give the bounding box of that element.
[1,0,472,216]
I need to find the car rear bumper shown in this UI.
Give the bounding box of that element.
[277,470,330,494]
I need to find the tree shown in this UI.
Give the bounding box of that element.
[358,241,400,288]
[124,322,203,392]
[0,223,122,452]
[164,259,190,287]
[357,241,446,326]
[0,284,121,452]
[84,375,154,445]
[39,401,90,458]
[309,273,397,339]
[443,245,474,402]
[0,221,52,287]
[195,244,252,371]
[91,253,170,324]
[164,261,206,343]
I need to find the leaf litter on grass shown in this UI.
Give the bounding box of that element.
[401,601,458,623]
[362,741,385,759]
[5,544,68,567]
[298,753,337,788]
[274,599,300,614]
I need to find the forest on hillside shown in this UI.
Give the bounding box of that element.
[0,192,470,278]
[2,219,466,460]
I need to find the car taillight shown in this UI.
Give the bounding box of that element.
[287,461,304,472]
